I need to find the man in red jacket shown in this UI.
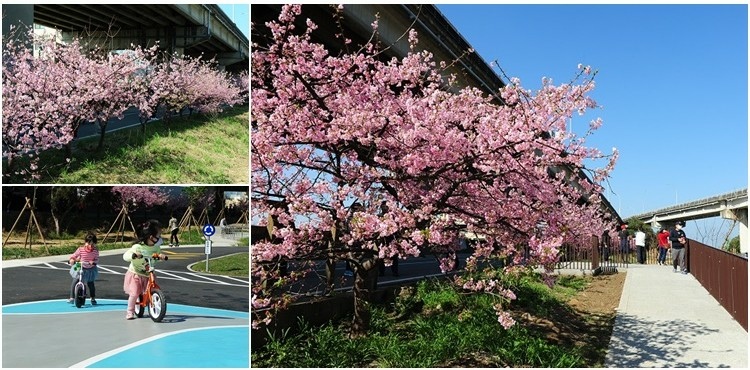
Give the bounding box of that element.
[656,228,670,265]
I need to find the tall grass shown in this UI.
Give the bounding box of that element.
[252,275,592,367]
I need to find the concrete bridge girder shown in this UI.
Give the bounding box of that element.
[172,4,249,61]
[3,4,248,68]
[636,190,748,254]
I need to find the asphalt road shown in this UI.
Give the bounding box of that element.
[2,247,248,312]
[75,106,194,139]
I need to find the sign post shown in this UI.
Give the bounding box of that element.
[202,224,215,271]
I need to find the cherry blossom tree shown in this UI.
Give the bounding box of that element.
[80,46,157,151]
[111,186,167,211]
[252,5,619,335]
[233,70,249,103]
[2,26,92,176]
[185,59,242,114]
[146,54,242,126]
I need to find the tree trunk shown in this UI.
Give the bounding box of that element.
[96,118,108,152]
[350,256,378,337]
[50,207,61,237]
[325,256,335,296]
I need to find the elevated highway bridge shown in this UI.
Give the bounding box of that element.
[632,189,748,253]
[2,4,248,70]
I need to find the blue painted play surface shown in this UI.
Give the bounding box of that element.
[2,299,249,368]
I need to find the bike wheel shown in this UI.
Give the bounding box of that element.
[135,295,145,318]
[74,284,85,308]
[148,289,167,322]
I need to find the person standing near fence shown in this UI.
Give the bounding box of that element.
[656,228,670,265]
[635,228,647,264]
[618,224,630,263]
[669,221,688,274]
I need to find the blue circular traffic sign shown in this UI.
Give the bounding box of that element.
[203,224,216,237]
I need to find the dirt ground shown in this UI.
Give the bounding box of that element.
[567,272,627,314]
[533,272,627,365]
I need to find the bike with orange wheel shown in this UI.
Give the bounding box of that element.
[131,253,168,322]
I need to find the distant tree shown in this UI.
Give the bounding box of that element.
[111,186,167,214]
[186,59,242,114]
[723,235,740,254]
[233,70,249,103]
[49,187,84,237]
[625,218,656,247]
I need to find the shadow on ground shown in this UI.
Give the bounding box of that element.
[607,313,733,368]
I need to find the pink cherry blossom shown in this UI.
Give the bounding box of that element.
[251,4,618,331]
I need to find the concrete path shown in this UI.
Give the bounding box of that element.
[605,264,747,368]
[2,299,248,368]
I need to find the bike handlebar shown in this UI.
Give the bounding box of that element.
[131,253,168,261]
[70,259,96,266]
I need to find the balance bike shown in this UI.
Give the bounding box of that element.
[132,253,168,322]
[70,259,96,308]
[71,260,87,308]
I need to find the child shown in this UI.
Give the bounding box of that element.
[68,232,100,305]
[122,219,167,320]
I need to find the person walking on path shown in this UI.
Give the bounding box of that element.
[669,221,688,274]
[168,214,179,247]
[67,232,100,305]
[635,228,647,264]
[618,224,631,263]
[656,228,670,265]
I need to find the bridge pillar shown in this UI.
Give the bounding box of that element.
[649,218,664,231]
[722,208,748,254]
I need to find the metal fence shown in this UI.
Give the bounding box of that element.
[557,236,638,271]
[687,239,748,331]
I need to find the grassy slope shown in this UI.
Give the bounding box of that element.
[4,105,249,184]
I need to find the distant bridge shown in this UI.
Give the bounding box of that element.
[632,189,748,253]
[2,4,248,70]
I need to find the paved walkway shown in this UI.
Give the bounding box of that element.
[605,264,747,368]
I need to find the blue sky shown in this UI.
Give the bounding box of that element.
[218,3,249,38]
[437,4,747,243]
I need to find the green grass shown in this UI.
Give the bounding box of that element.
[252,275,593,367]
[2,105,249,184]
[190,252,248,277]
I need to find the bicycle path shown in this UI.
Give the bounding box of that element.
[2,243,249,368]
[2,299,248,368]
